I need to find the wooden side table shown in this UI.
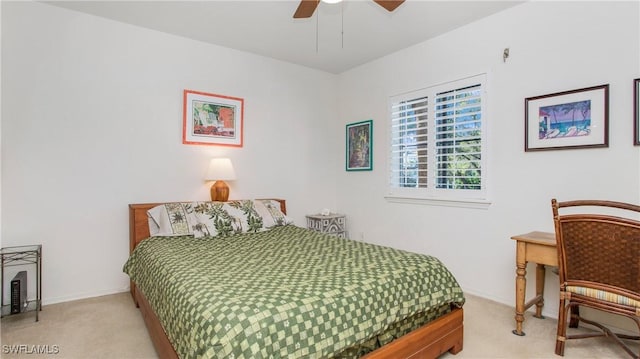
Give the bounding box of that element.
[510,231,557,336]
[306,213,347,238]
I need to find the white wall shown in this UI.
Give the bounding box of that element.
[336,0,640,319]
[2,0,639,319]
[1,1,339,304]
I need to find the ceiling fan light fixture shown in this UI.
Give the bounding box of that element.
[295,0,403,19]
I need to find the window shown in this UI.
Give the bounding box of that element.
[387,74,488,207]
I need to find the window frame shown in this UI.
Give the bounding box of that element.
[385,74,490,209]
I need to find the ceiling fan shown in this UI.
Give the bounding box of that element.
[293,0,405,19]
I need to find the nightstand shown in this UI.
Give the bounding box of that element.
[306,213,347,238]
[1,245,42,321]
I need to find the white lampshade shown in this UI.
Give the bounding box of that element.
[205,158,236,181]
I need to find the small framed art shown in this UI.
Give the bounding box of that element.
[346,120,373,171]
[634,78,639,146]
[525,84,609,151]
[183,89,244,147]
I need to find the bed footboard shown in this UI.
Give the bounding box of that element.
[133,286,463,359]
[363,307,464,358]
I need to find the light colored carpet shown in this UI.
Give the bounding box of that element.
[1,292,636,358]
[1,293,156,359]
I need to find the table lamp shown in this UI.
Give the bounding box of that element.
[205,158,236,202]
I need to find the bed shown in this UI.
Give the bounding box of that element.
[125,199,464,359]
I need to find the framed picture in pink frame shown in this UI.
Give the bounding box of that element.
[183,89,244,147]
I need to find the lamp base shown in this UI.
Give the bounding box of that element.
[210,180,230,202]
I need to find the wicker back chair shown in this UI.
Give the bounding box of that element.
[551,199,640,358]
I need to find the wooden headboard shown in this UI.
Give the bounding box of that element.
[128,199,287,254]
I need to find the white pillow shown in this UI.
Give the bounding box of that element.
[147,202,198,237]
[253,199,294,228]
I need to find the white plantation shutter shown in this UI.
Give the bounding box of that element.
[434,84,482,190]
[388,74,487,203]
[390,93,429,189]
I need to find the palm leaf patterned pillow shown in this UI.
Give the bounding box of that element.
[191,201,245,238]
[147,202,198,237]
[148,200,293,238]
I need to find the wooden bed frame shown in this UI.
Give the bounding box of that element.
[128,200,464,359]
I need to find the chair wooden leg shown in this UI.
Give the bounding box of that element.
[555,295,568,356]
[579,315,640,358]
[559,305,640,359]
[569,305,579,328]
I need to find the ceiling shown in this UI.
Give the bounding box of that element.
[46,0,523,74]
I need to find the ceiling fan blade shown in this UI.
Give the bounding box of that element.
[373,0,405,12]
[293,0,320,19]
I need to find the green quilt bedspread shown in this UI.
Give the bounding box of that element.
[123,225,464,359]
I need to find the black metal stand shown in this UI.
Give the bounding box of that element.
[1,245,42,321]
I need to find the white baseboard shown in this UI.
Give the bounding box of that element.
[42,286,129,306]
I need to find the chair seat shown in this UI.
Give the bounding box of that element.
[566,285,640,309]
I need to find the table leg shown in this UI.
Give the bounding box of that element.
[513,242,527,336]
[534,263,546,319]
